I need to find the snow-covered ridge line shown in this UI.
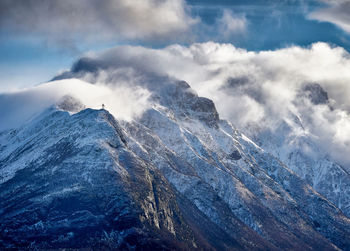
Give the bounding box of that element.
[1,77,350,249]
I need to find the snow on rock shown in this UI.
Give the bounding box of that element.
[1,78,350,250]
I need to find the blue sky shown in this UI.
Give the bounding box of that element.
[1,0,350,91]
[187,0,350,50]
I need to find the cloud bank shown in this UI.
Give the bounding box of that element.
[50,42,350,169]
[3,41,350,169]
[0,0,197,46]
[0,0,253,50]
[0,79,151,131]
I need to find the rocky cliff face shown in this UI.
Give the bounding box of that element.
[1,78,350,250]
[243,84,350,220]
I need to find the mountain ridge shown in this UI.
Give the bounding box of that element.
[1,78,350,249]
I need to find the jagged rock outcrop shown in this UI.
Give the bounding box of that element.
[302,83,329,105]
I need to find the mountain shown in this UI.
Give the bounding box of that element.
[1,77,350,250]
[242,83,350,218]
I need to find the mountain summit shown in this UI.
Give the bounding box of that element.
[1,78,350,250]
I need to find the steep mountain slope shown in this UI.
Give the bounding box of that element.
[121,79,350,250]
[0,107,271,250]
[1,78,350,250]
[52,44,350,223]
[243,84,350,218]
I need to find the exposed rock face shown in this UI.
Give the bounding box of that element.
[302,83,329,105]
[1,79,350,250]
[0,108,269,250]
[229,150,242,160]
[56,95,86,113]
[245,111,350,221]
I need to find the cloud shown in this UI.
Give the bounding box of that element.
[308,0,350,33]
[3,40,350,169]
[0,0,197,47]
[51,41,350,170]
[217,10,247,38]
[0,79,151,131]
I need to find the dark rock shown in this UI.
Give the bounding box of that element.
[229,150,242,160]
[56,95,86,113]
[302,83,329,105]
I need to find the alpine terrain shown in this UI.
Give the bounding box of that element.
[1,60,350,250]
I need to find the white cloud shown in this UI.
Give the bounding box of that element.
[0,0,197,46]
[4,41,350,169]
[217,10,247,38]
[52,41,350,169]
[0,79,151,131]
[308,0,350,33]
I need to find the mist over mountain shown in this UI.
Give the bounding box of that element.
[2,0,350,249]
[1,42,350,249]
[49,42,350,171]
